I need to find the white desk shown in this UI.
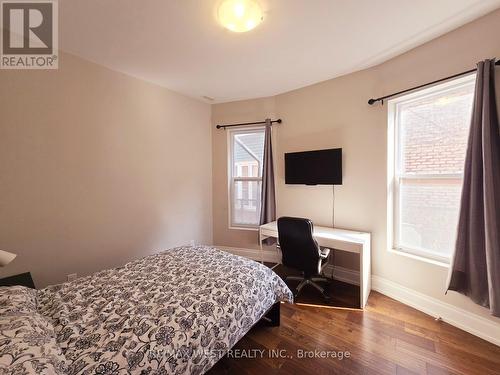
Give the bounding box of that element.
[259,221,371,309]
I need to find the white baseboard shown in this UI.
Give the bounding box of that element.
[324,264,360,286]
[217,246,281,263]
[217,246,360,286]
[372,275,500,347]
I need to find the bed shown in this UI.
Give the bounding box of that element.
[0,245,293,375]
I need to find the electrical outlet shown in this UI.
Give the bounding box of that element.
[190,240,195,247]
[67,273,77,282]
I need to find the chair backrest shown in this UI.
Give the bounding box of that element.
[277,217,321,276]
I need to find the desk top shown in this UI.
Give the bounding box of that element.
[260,221,370,245]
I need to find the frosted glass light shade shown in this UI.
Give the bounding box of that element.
[218,0,263,32]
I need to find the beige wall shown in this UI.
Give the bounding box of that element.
[0,52,212,288]
[212,9,500,324]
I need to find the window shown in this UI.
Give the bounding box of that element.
[388,75,475,263]
[228,128,265,228]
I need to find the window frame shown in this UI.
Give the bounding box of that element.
[387,74,476,265]
[227,126,265,230]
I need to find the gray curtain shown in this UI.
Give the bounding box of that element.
[259,119,276,227]
[446,59,500,317]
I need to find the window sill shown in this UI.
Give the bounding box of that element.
[388,248,450,268]
[228,226,259,232]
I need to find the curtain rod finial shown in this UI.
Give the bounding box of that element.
[277,119,282,123]
[368,99,376,105]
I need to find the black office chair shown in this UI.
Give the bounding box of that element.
[277,217,332,299]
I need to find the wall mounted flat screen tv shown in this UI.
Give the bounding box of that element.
[285,148,342,185]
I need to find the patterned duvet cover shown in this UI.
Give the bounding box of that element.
[0,245,293,375]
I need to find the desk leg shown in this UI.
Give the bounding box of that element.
[360,251,364,309]
[259,229,264,264]
[360,240,371,309]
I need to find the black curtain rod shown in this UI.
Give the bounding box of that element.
[368,59,500,105]
[216,118,282,129]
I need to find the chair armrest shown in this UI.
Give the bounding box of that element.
[319,248,330,259]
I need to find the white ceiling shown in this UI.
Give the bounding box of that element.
[60,0,500,103]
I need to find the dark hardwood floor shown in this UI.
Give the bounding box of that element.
[270,263,360,309]
[208,292,500,375]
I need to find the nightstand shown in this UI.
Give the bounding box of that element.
[0,272,35,289]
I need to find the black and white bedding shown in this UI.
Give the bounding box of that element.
[0,245,293,375]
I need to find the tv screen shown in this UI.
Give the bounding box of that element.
[285,148,342,185]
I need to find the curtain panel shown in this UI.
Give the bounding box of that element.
[447,59,500,317]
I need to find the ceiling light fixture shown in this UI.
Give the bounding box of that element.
[218,0,263,33]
